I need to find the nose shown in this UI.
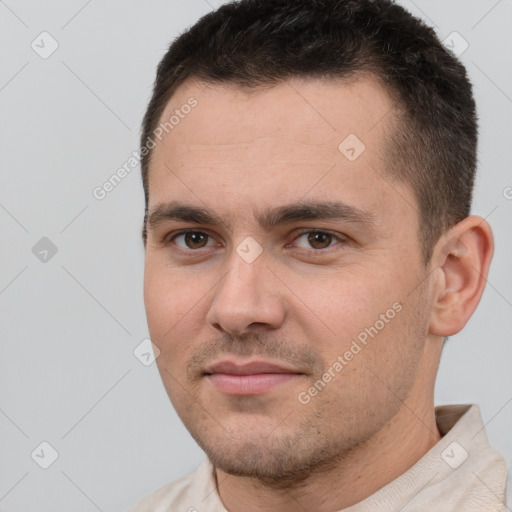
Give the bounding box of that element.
[206,249,286,337]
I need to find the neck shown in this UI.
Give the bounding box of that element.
[214,348,442,512]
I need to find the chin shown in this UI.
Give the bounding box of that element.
[192,428,344,484]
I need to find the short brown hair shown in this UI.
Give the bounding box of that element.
[140,0,477,263]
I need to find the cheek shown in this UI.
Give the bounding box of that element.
[290,266,415,380]
[144,258,203,320]
[143,264,205,358]
[290,271,388,345]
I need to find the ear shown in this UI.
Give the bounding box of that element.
[429,216,494,337]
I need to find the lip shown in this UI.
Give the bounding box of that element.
[205,360,301,375]
[204,360,304,396]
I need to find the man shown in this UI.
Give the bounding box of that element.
[129,0,509,510]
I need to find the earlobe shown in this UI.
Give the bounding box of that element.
[429,216,494,337]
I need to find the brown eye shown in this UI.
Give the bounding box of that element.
[291,230,346,253]
[307,231,333,249]
[171,231,213,250]
[183,232,208,249]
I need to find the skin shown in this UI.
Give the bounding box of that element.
[143,76,494,511]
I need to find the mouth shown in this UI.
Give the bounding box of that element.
[203,360,305,396]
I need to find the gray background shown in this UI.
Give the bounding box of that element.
[0,0,511,510]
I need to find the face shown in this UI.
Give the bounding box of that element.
[143,76,434,481]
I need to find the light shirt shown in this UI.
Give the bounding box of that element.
[127,404,509,511]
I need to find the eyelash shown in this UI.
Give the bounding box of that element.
[164,229,348,256]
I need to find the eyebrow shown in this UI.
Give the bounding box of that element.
[146,200,376,234]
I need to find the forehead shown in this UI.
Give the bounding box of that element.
[146,76,417,235]
[156,75,394,150]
